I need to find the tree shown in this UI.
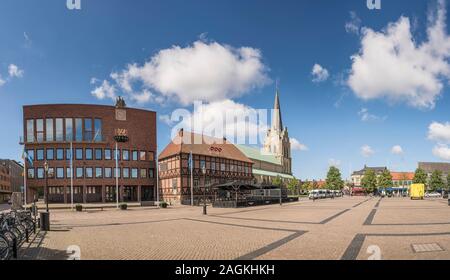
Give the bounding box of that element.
[361,169,377,194]
[287,178,299,195]
[378,169,393,190]
[413,168,428,185]
[302,181,314,191]
[272,176,283,187]
[325,166,344,190]
[447,174,450,191]
[429,170,445,192]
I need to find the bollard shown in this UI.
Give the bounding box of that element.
[25,229,29,243]
[448,199,450,206]
[40,212,50,231]
[33,222,36,234]
[203,205,207,215]
[12,238,17,259]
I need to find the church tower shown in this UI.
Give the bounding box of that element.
[263,89,292,175]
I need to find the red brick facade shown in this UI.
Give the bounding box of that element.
[22,104,157,204]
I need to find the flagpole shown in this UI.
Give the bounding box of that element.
[23,153,27,207]
[115,142,119,209]
[156,153,160,204]
[70,142,74,211]
[190,151,194,206]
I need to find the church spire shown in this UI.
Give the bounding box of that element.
[272,89,283,132]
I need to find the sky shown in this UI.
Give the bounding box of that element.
[1,0,450,180]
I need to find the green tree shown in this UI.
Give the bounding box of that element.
[287,178,299,195]
[413,168,428,185]
[378,169,393,190]
[325,166,344,190]
[447,174,450,191]
[272,176,283,187]
[361,169,377,194]
[429,170,445,192]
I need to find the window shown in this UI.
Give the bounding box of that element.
[114,149,121,160]
[37,168,44,179]
[211,162,216,171]
[172,178,178,191]
[66,148,73,160]
[66,168,72,179]
[95,149,102,160]
[122,150,130,161]
[85,167,93,178]
[85,148,93,160]
[104,149,112,160]
[149,168,154,178]
[36,119,44,142]
[140,169,147,178]
[84,119,93,141]
[56,168,64,179]
[114,168,121,178]
[36,149,44,161]
[131,168,138,178]
[26,120,34,142]
[200,160,206,170]
[47,168,55,178]
[46,119,54,142]
[26,149,35,161]
[148,152,154,161]
[65,118,73,141]
[140,151,146,161]
[75,118,83,141]
[55,118,63,141]
[159,162,168,172]
[104,168,112,178]
[123,168,129,178]
[46,149,54,160]
[76,167,83,178]
[94,119,102,142]
[27,168,35,179]
[75,148,83,160]
[132,151,138,161]
[95,167,103,178]
[56,149,64,160]
[221,163,225,171]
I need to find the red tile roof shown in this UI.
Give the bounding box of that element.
[390,172,414,181]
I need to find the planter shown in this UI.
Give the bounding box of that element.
[159,202,168,208]
[75,205,83,212]
[119,203,128,210]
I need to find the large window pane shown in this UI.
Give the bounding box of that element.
[95,167,103,178]
[131,168,138,179]
[76,167,83,178]
[65,118,73,141]
[94,119,102,142]
[27,168,35,179]
[46,119,54,142]
[75,118,83,141]
[26,120,34,142]
[36,119,44,142]
[46,148,54,160]
[84,119,93,141]
[85,148,93,160]
[104,168,112,178]
[75,148,83,160]
[85,167,93,178]
[36,149,44,161]
[56,168,64,179]
[95,149,102,160]
[56,148,64,160]
[105,149,112,160]
[123,168,129,178]
[55,118,63,141]
[37,168,44,179]
[122,150,129,161]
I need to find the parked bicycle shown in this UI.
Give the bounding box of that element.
[0,210,36,260]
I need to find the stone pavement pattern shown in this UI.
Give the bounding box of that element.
[19,197,450,260]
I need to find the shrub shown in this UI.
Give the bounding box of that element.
[159,201,168,208]
[75,204,83,212]
[119,203,128,210]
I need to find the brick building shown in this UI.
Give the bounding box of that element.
[21,100,157,204]
[158,130,254,204]
[0,160,23,203]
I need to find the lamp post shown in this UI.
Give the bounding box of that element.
[44,160,49,213]
[202,166,207,215]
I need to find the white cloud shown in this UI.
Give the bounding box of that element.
[159,114,173,126]
[361,145,375,157]
[290,138,308,151]
[348,0,450,109]
[98,40,271,106]
[428,121,450,143]
[358,108,386,122]
[129,89,153,104]
[432,144,450,160]
[91,80,117,100]
[311,64,329,83]
[0,76,5,87]
[391,145,404,155]
[8,64,24,78]
[345,11,362,35]
[328,158,341,167]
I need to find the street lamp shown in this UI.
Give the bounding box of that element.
[44,160,49,213]
[202,166,207,215]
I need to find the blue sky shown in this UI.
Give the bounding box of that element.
[1,0,450,180]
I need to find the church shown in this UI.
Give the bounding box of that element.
[236,90,295,185]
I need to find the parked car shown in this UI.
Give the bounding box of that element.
[309,190,320,200]
[425,192,441,198]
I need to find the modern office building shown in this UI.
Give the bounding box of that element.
[0,160,23,203]
[21,99,157,204]
[158,129,254,204]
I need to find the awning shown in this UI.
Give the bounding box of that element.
[212,181,258,191]
[252,169,295,180]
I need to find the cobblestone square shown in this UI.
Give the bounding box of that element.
[19,196,450,260]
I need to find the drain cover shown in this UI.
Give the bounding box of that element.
[411,243,444,253]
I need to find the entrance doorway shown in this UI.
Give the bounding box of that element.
[123,186,137,202]
[105,186,117,202]
[141,186,154,201]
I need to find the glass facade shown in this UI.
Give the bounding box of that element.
[36,119,44,142]
[55,118,63,141]
[26,120,34,142]
[46,119,54,142]
[84,119,93,141]
[75,118,82,141]
[65,118,73,141]
[94,119,102,142]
